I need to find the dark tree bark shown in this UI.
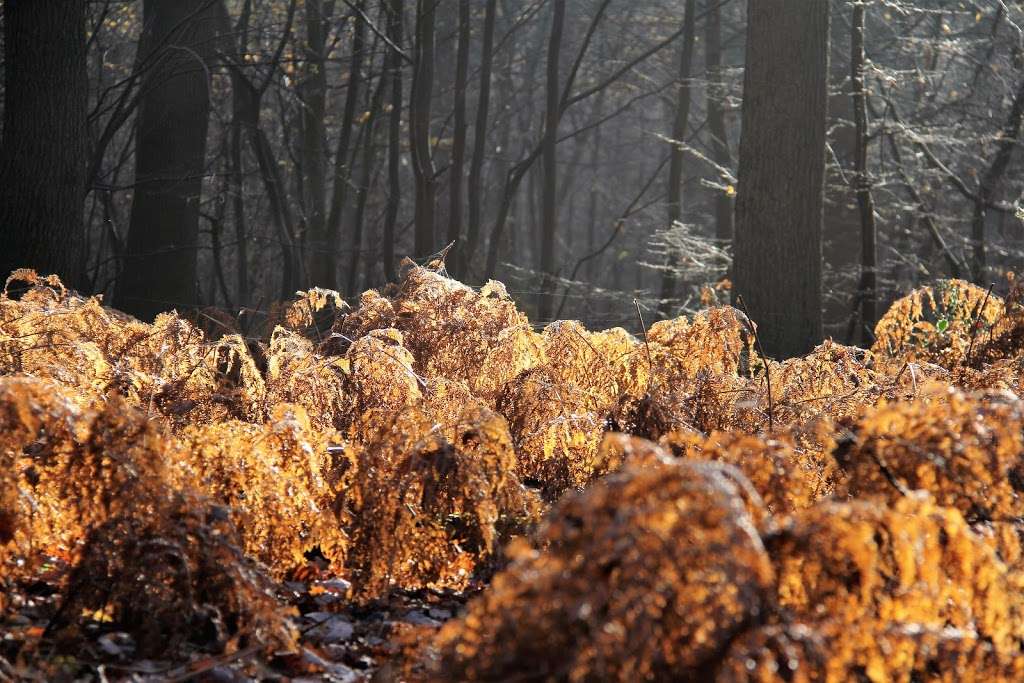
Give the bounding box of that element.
[972,78,1024,283]
[465,0,498,279]
[0,0,89,289]
[347,58,387,296]
[301,0,330,287]
[116,0,217,320]
[851,0,877,342]
[325,1,368,291]
[733,0,829,358]
[410,0,438,258]
[446,0,471,278]
[382,0,404,282]
[657,0,697,318]
[230,0,253,307]
[705,0,733,245]
[536,0,566,322]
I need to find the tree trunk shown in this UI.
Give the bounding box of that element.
[536,0,566,322]
[230,0,253,308]
[302,0,330,287]
[325,0,367,290]
[382,0,404,282]
[657,0,697,318]
[410,0,437,258]
[347,61,387,296]
[733,0,828,358]
[116,0,216,320]
[0,0,88,289]
[972,77,1024,283]
[851,0,877,342]
[465,0,498,280]
[705,0,733,245]
[446,0,471,278]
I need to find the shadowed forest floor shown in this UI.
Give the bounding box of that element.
[5,265,1024,680]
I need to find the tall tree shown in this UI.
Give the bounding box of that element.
[446,0,471,278]
[536,0,566,322]
[410,0,438,258]
[382,0,404,282]
[851,0,877,341]
[301,0,330,287]
[0,0,88,288]
[733,0,829,358]
[704,0,733,245]
[116,0,217,320]
[347,53,388,296]
[657,0,697,317]
[465,0,498,279]
[325,2,368,290]
[971,78,1024,283]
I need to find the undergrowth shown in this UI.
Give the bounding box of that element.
[4,267,1024,680]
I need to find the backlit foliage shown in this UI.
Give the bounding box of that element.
[7,269,1024,677]
[873,278,1003,367]
[430,459,775,681]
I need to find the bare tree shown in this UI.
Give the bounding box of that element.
[382,0,405,282]
[0,0,89,289]
[410,0,438,257]
[465,0,499,279]
[116,0,218,320]
[657,0,698,317]
[536,0,566,322]
[733,0,829,358]
[851,0,877,341]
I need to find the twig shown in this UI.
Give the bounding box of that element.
[735,295,774,433]
[962,282,994,373]
[633,299,655,392]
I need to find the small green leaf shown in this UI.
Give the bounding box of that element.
[937,319,949,333]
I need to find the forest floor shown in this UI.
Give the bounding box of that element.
[4,265,1024,681]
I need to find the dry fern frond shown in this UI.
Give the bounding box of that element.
[49,496,296,658]
[662,430,837,514]
[343,406,539,600]
[768,494,1023,651]
[872,279,1004,368]
[431,459,774,681]
[834,387,1024,524]
[175,404,346,577]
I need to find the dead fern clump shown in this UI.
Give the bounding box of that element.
[834,387,1024,524]
[718,620,1024,682]
[0,376,87,580]
[381,265,544,402]
[872,279,1004,368]
[175,404,346,577]
[765,341,881,427]
[613,368,753,439]
[49,495,296,658]
[661,430,837,515]
[645,306,752,377]
[0,374,295,657]
[542,321,631,409]
[264,325,349,431]
[768,494,1023,651]
[343,405,539,600]
[0,377,174,572]
[430,460,774,681]
[422,377,485,437]
[593,433,775,532]
[330,288,397,354]
[496,364,609,497]
[0,270,273,427]
[339,327,422,429]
